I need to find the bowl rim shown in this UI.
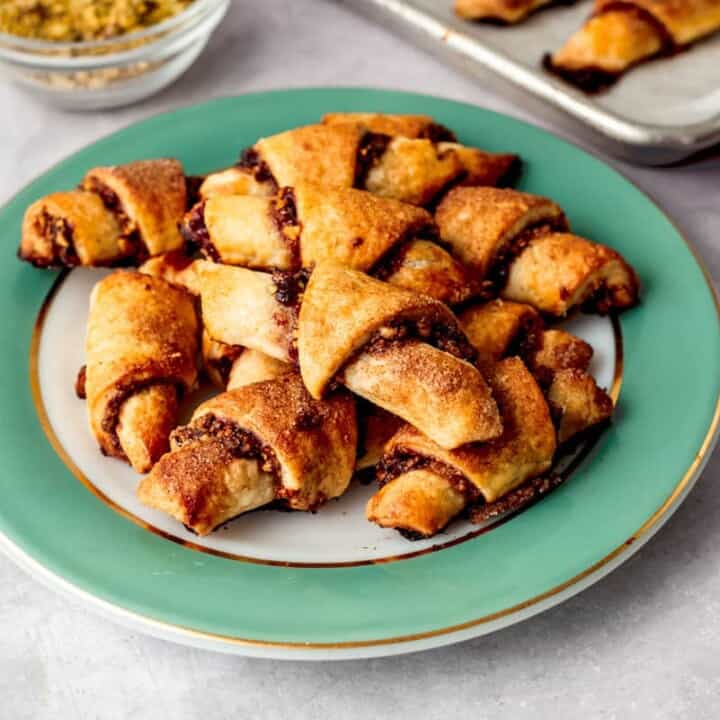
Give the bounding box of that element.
[0,0,226,53]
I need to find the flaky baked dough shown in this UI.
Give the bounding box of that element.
[193,182,433,272]
[367,357,556,536]
[199,166,276,200]
[198,263,294,362]
[82,159,186,257]
[436,186,567,277]
[19,191,122,267]
[546,0,720,89]
[455,0,562,23]
[256,123,363,190]
[298,264,502,449]
[547,367,614,443]
[321,112,456,140]
[137,373,357,535]
[504,231,639,316]
[379,238,477,306]
[436,187,638,316]
[85,271,199,473]
[460,298,612,442]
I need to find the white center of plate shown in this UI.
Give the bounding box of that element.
[37,269,618,565]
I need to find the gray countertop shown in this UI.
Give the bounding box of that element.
[1,2,719,717]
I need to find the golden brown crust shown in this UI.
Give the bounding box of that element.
[529,328,593,375]
[137,438,276,536]
[460,299,542,364]
[549,8,664,75]
[295,182,434,272]
[343,340,502,450]
[192,374,357,508]
[226,350,292,391]
[83,159,186,257]
[201,195,293,269]
[380,239,477,306]
[503,231,640,316]
[455,0,556,23]
[199,166,276,200]
[385,357,556,503]
[298,264,502,449]
[138,373,358,534]
[594,0,720,45]
[255,123,364,189]
[322,112,454,140]
[366,468,466,537]
[138,252,206,295]
[198,263,294,362]
[298,263,461,397]
[365,137,464,207]
[19,191,123,267]
[435,186,567,277]
[546,0,720,89]
[437,143,519,188]
[116,385,179,474]
[547,367,613,443]
[85,271,199,471]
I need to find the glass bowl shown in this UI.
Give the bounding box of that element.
[0,0,230,110]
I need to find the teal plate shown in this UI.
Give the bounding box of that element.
[1,89,718,660]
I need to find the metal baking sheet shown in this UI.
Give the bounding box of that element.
[344,0,720,164]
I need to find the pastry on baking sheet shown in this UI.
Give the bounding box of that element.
[19,159,188,268]
[436,187,639,316]
[544,0,720,92]
[367,357,556,538]
[137,373,357,535]
[298,264,502,449]
[200,120,518,207]
[455,0,576,24]
[82,271,199,473]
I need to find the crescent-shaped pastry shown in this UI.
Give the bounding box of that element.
[504,231,639,316]
[455,0,575,24]
[547,367,614,443]
[198,263,296,363]
[201,121,518,208]
[81,159,187,258]
[321,112,457,141]
[84,271,199,473]
[19,159,188,268]
[545,0,720,92]
[298,264,502,449]
[184,183,432,271]
[184,184,476,304]
[367,357,556,538]
[460,298,612,441]
[137,373,357,535]
[19,191,123,268]
[373,238,477,305]
[436,187,639,316]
